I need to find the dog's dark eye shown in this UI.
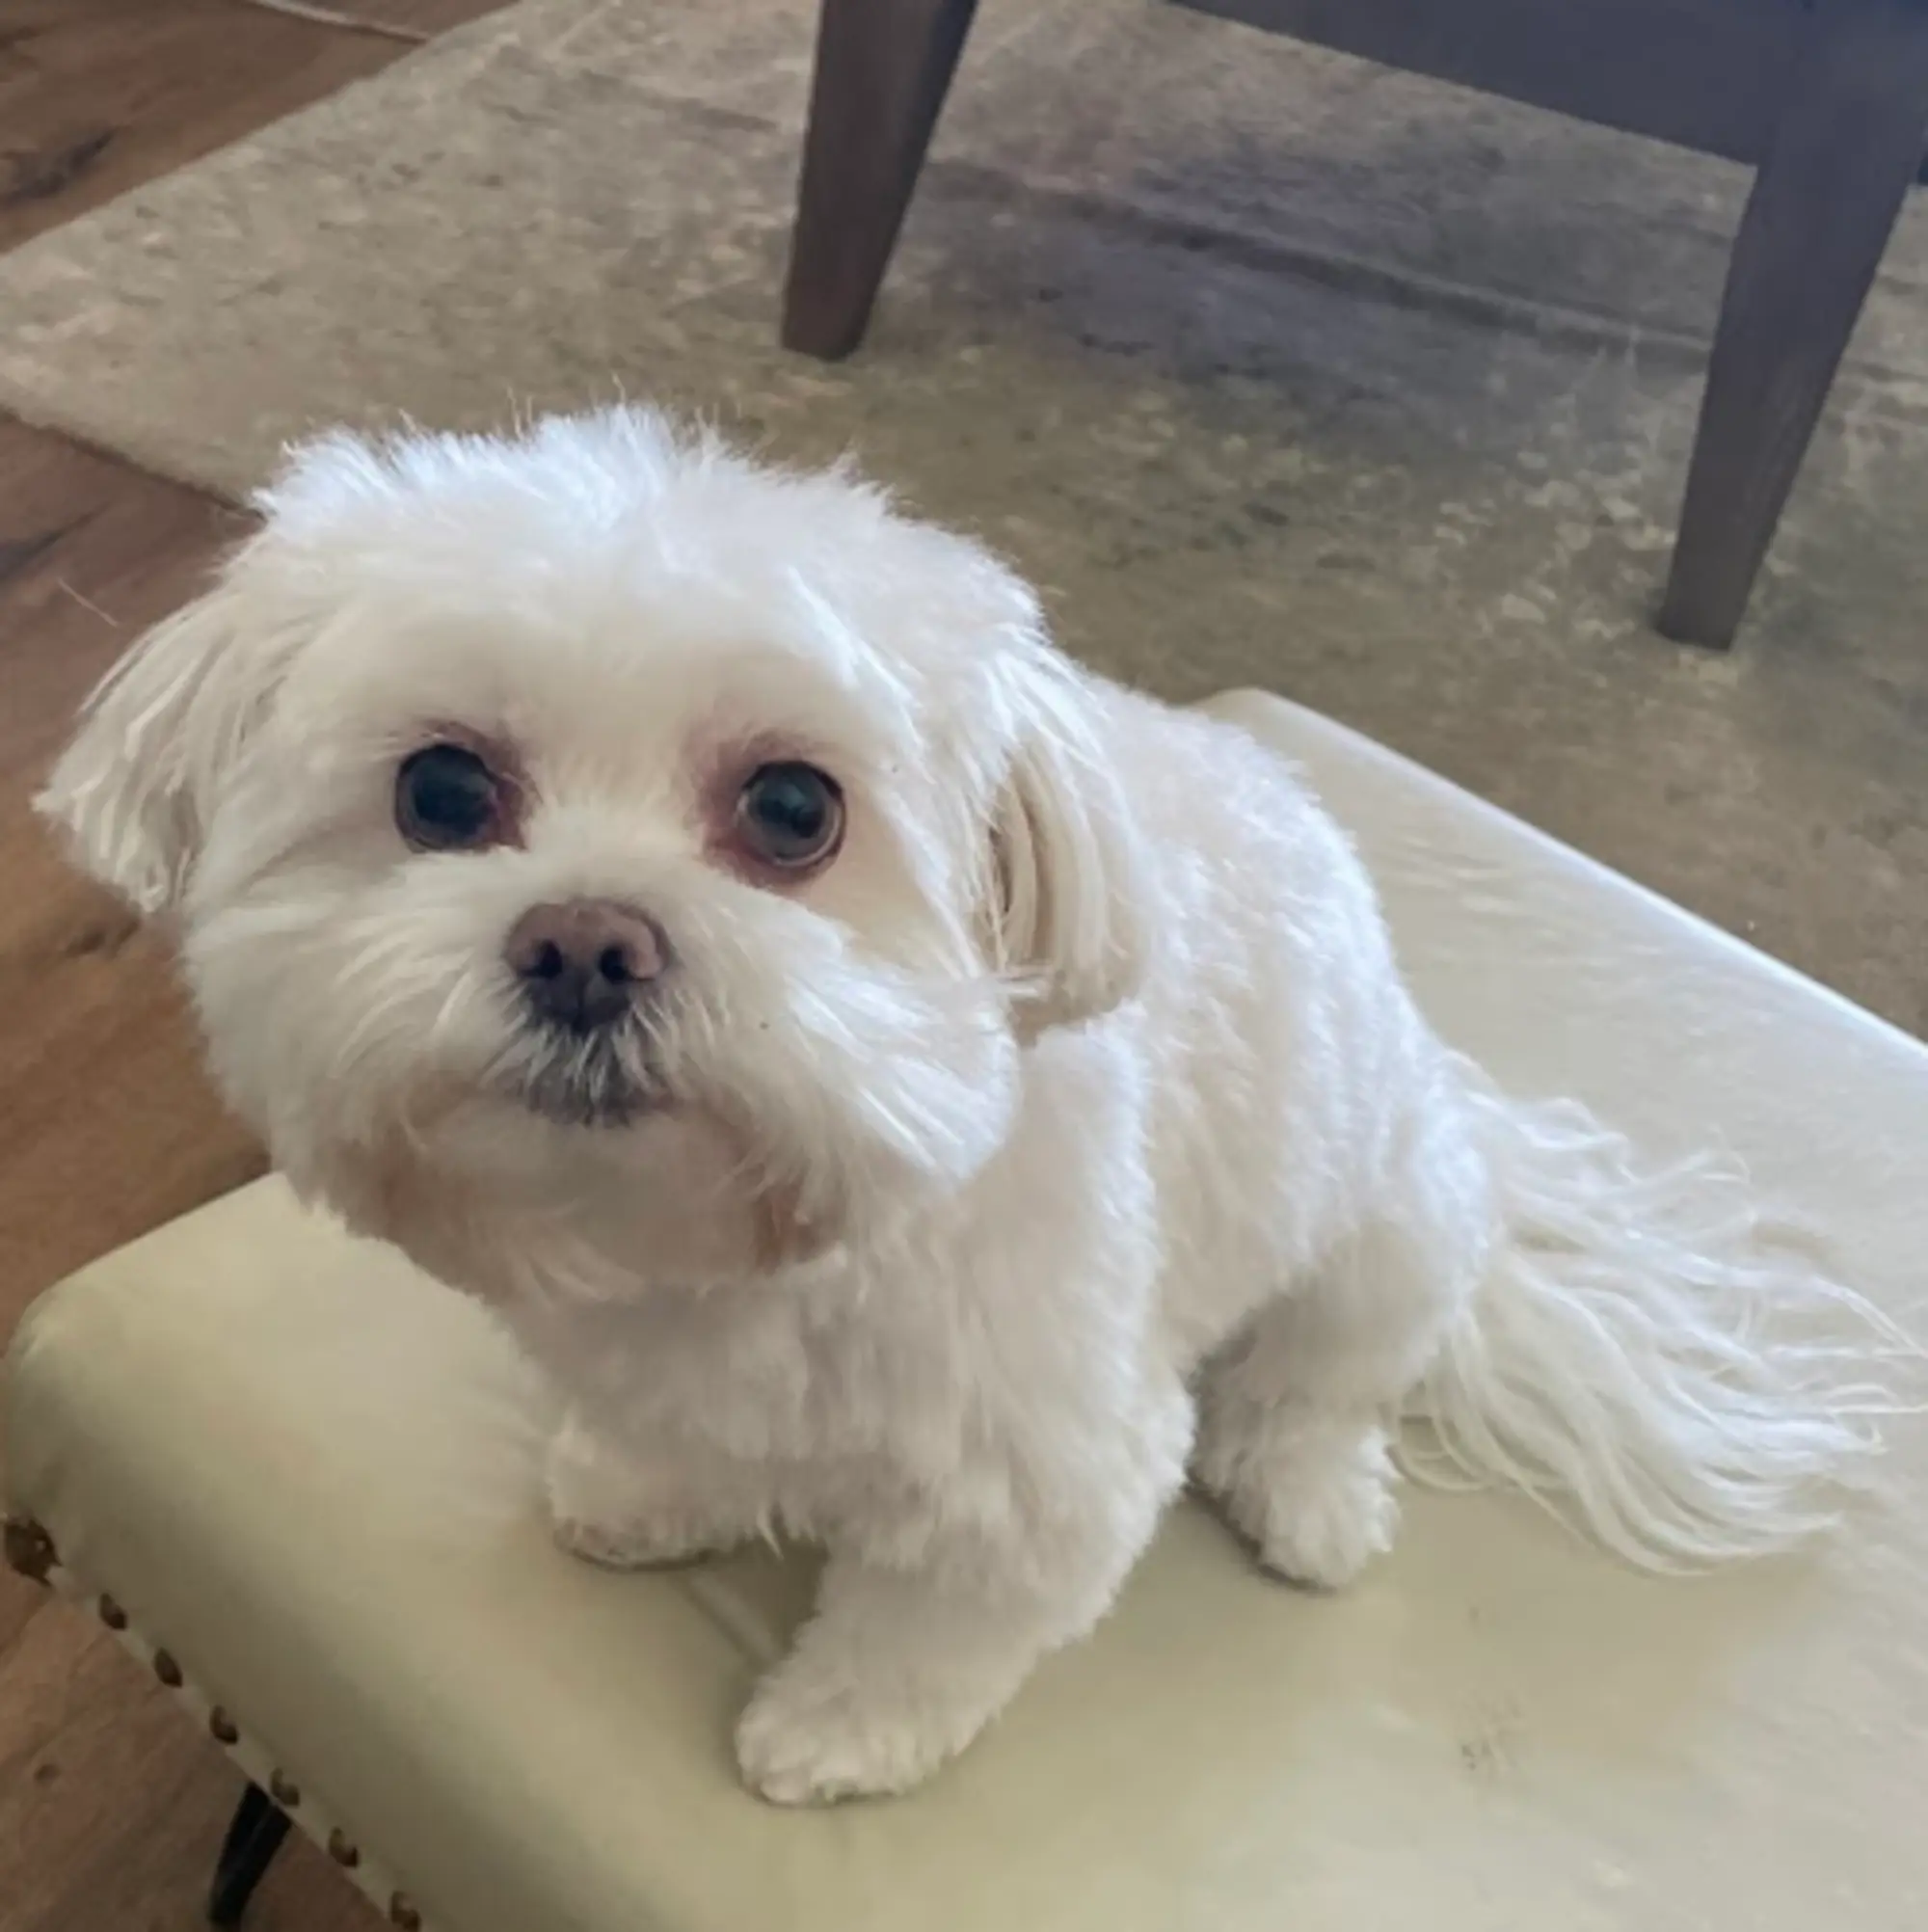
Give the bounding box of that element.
[735,763,844,872]
[395,743,504,852]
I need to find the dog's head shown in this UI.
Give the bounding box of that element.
[40,410,1148,1291]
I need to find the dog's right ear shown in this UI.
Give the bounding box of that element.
[36,570,276,917]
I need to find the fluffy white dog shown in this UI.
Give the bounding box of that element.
[41,408,1891,1803]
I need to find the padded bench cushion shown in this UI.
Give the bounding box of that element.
[8,689,1928,1932]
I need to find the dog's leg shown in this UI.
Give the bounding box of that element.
[1194,1120,1491,1589]
[736,1380,1189,1803]
[546,1409,767,1570]
[735,1532,1130,1804]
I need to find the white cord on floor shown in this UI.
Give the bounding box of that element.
[229,0,433,45]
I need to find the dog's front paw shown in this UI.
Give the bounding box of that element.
[736,1662,986,1806]
[546,1417,745,1570]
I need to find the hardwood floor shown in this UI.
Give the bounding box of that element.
[0,0,487,252]
[0,4,499,1923]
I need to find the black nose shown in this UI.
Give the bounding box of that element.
[503,899,670,1033]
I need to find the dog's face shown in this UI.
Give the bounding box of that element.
[40,411,1147,1295]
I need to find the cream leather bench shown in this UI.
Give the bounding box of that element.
[7,690,1927,1932]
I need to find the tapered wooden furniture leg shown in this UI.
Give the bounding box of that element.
[782,0,981,360]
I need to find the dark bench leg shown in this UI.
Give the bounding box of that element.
[207,1781,291,1927]
[1659,0,1928,647]
[782,0,980,360]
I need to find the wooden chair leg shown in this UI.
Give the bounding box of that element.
[1659,0,1928,647]
[782,0,980,361]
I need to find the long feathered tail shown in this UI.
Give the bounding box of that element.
[1401,1067,1917,1570]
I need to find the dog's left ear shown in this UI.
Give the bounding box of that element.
[37,570,278,917]
[987,646,1152,1030]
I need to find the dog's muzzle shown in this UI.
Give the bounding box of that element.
[501,898,674,1125]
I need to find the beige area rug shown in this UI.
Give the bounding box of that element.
[2,0,1923,1031]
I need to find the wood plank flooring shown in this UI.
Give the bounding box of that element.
[0,4,498,1923]
[1,0,486,253]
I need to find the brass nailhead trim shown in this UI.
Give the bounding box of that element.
[2,1516,56,1584]
[3,1522,375,1902]
[389,1894,422,1930]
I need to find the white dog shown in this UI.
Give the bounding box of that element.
[41,408,1891,1803]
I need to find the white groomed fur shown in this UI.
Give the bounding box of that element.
[40,408,1905,1803]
